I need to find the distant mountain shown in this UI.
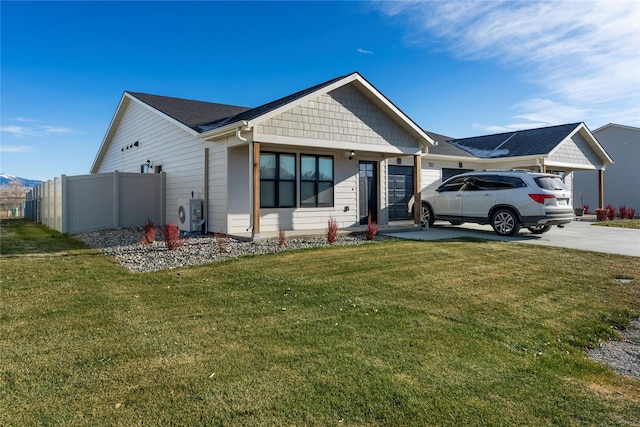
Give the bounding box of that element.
[0,173,42,188]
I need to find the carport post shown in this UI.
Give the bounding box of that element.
[598,169,605,209]
[413,154,421,225]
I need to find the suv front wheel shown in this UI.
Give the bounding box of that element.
[491,209,520,236]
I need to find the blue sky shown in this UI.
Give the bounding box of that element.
[2,1,639,181]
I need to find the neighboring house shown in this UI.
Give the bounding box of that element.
[419,123,613,209]
[91,72,434,238]
[573,124,639,212]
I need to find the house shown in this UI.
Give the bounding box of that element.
[419,123,613,209]
[91,72,434,238]
[572,124,639,212]
[90,72,613,239]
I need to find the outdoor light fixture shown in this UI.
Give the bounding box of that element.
[146,159,152,169]
[348,150,355,161]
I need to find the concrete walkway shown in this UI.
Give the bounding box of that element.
[381,220,640,257]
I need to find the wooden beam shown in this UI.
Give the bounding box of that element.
[252,141,261,238]
[413,154,421,225]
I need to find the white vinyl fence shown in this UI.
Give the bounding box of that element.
[24,171,165,234]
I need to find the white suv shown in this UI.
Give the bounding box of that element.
[409,171,574,236]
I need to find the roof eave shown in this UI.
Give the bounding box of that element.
[198,120,250,141]
[565,123,614,165]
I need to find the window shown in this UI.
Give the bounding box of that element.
[260,153,296,208]
[300,155,334,207]
[140,164,149,173]
[439,176,468,192]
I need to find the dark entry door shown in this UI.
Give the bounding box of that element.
[359,161,378,224]
[388,165,414,220]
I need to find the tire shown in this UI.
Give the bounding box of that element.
[527,225,551,234]
[449,221,464,225]
[421,203,435,227]
[491,209,520,236]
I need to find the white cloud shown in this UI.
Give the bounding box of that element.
[1,122,76,138]
[376,0,640,130]
[0,145,35,153]
[357,48,374,54]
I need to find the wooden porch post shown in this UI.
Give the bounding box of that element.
[252,141,261,238]
[413,154,421,225]
[598,169,605,209]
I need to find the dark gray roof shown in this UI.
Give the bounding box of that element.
[194,73,352,132]
[448,123,583,158]
[425,131,476,157]
[127,92,250,131]
[127,73,353,133]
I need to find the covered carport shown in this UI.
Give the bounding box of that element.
[422,123,613,212]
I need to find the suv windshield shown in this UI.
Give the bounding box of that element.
[534,176,568,191]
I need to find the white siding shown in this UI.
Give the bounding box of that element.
[97,100,210,226]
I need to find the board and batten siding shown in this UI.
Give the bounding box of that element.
[97,99,211,226]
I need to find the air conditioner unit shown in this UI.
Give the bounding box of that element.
[177,199,203,232]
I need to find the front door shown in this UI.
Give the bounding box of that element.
[359,161,378,224]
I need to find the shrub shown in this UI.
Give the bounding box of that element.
[365,213,378,241]
[606,204,616,220]
[582,204,590,215]
[278,229,287,247]
[595,209,607,222]
[215,231,228,253]
[618,206,628,220]
[627,208,636,219]
[327,217,338,244]
[164,223,183,250]
[141,218,156,244]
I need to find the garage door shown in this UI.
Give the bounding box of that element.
[388,165,414,220]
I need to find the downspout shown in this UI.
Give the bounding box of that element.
[236,127,253,232]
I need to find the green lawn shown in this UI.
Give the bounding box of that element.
[1,219,639,425]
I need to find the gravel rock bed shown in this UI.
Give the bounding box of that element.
[588,318,640,379]
[74,227,389,273]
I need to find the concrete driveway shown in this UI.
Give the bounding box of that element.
[382,220,640,257]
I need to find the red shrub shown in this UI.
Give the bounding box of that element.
[619,206,628,220]
[327,217,338,244]
[582,204,590,215]
[606,204,616,220]
[164,223,183,250]
[278,229,287,247]
[595,209,607,222]
[141,218,156,244]
[215,231,228,253]
[365,213,378,241]
[627,208,636,219]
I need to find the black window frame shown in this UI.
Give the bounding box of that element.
[300,154,334,208]
[259,152,296,208]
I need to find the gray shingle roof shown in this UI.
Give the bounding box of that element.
[127,92,250,130]
[425,131,476,157]
[448,123,582,158]
[128,73,353,133]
